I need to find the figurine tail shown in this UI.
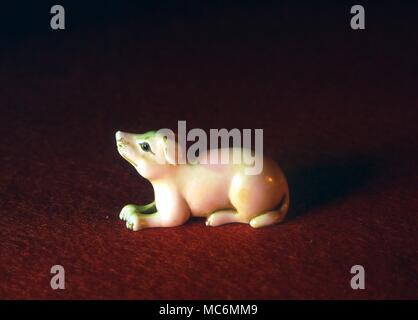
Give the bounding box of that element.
[280,192,289,217]
[249,192,289,228]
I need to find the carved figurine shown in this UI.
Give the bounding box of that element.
[115,130,289,230]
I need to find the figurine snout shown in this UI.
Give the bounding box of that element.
[116,131,138,167]
[116,130,133,143]
[116,131,132,150]
[115,130,125,141]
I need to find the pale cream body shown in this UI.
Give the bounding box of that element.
[116,131,289,230]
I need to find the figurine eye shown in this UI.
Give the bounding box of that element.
[139,142,152,153]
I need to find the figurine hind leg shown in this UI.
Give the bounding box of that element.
[205,210,248,227]
[249,193,289,228]
[249,210,284,228]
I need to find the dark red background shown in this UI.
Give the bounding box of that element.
[0,1,417,299]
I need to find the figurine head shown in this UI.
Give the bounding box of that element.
[115,130,180,180]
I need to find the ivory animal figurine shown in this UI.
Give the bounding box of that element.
[115,130,289,230]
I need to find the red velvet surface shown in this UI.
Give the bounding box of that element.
[0,2,417,299]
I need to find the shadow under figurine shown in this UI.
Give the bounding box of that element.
[115,130,289,230]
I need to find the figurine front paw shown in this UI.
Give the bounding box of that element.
[119,204,146,231]
[119,204,137,220]
[125,213,144,231]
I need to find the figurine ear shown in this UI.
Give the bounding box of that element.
[163,135,178,165]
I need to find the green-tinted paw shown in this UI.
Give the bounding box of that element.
[126,211,148,231]
[120,205,149,231]
[119,204,139,220]
[119,202,156,221]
